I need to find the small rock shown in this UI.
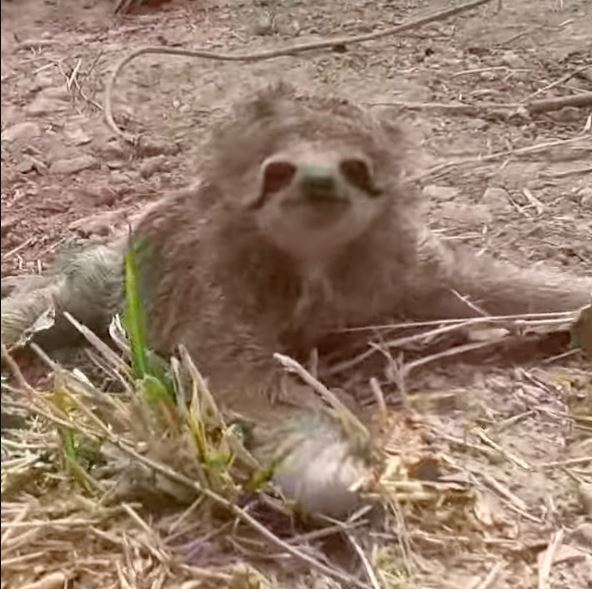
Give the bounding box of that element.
[252,16,273,36]
[468,118,489,131]
[578,482,592,515]
[551,107,583,123]
[69,208,128,237]
[1,121,42,142]
[16,155,47,174]
[63,124,92,146]
[79,185,118,206]
[110,171,138,185]
[20,571,67,589]
[573,522,592,547]
[438,202,493,226]
[423,185,459,201]
[39,86,70,101]
[137,137,180,157]
[26,96,68,116]
[501,50,524,68]
[50,155,97,175]
[1,217,18,237]
[100,140,129,160]
[480,186,512,215]
[578,187,592,209]
[31,72,56,91]
[139,155,169,179]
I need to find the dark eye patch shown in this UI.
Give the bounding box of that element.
[339,158,380,196]
[262,161,297,194]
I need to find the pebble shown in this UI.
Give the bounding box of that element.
[17,155,47,175]
[137,137,180,157]
[252,16,273,36]
[573,522,592,547]
[20,571,66,589]
[437,202,493,226]
[1,217,18,237]
[139,155,169,179]
[1,121,42,142]
[69,208,128,237]
[39,86,70,101]
[100,140,129,160]
[63,124,92,146]
[578,482,592,515]
[578,187,592,209]
[50,155,97,175]
[480,186,512,215]
[500,50,524,68]
[26,95,68,116]
[423,184,460,201]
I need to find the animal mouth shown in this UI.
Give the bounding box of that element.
[283,194,351,220]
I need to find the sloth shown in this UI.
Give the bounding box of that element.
[2,83,590,517]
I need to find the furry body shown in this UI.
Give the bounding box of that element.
[2,83,591,516]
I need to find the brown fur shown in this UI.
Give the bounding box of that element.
[126,83,590,416]
[2,83,590,516]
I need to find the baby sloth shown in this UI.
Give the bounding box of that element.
[2,83,591,518]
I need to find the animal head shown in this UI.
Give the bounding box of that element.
[202,83,414,262]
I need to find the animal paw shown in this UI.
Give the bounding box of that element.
[249,412,372,519]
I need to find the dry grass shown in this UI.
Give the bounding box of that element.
[2,303,590,589]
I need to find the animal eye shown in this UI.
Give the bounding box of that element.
[262,161,297,193]
[339,158,378,195]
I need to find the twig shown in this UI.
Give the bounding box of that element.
[527,92,592,114]
[540,456,591,468]
[411,134,590,183]
[336,310,577,333]
[540,164,592,178]
[474,429,532,470]
[492,410,534,433]
[103,0,496,142]
[2,237,34,260]
[538,529,565,589]
[372,91,592,119]
[273,352,370,443]
[15,40,62,50]
[401,340,500,377]
[453,65,523,77]
[67,58,82,91]
[472,562,504,589]
[522,64,592,102]
[347,533,382,589]
[477,472,541,523]
[369,377,388,418]
[1,345,36,400]
[324,309,577,377]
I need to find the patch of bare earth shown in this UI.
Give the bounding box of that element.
[1,0,591,588]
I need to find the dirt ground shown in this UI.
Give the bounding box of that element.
[1,0,592,588]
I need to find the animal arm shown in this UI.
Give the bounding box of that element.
[447,250,592,317]
[1,244,123,351]
[414,233,592,319]
[104,0,496,142]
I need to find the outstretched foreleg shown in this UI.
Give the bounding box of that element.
[1,244,124,353]
[410,230,592,319]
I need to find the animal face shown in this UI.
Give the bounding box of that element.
[250,141,388,261]
[202,83,410,261]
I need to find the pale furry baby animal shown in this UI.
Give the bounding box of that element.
[2,83,591,517]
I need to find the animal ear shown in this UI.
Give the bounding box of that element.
[247,81,295,120]
[374,110,409,151]
[372,109,420,176]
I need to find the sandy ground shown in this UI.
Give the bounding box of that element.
[1,0,591,588]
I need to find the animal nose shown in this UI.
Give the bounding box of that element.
[299,167,338,201]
